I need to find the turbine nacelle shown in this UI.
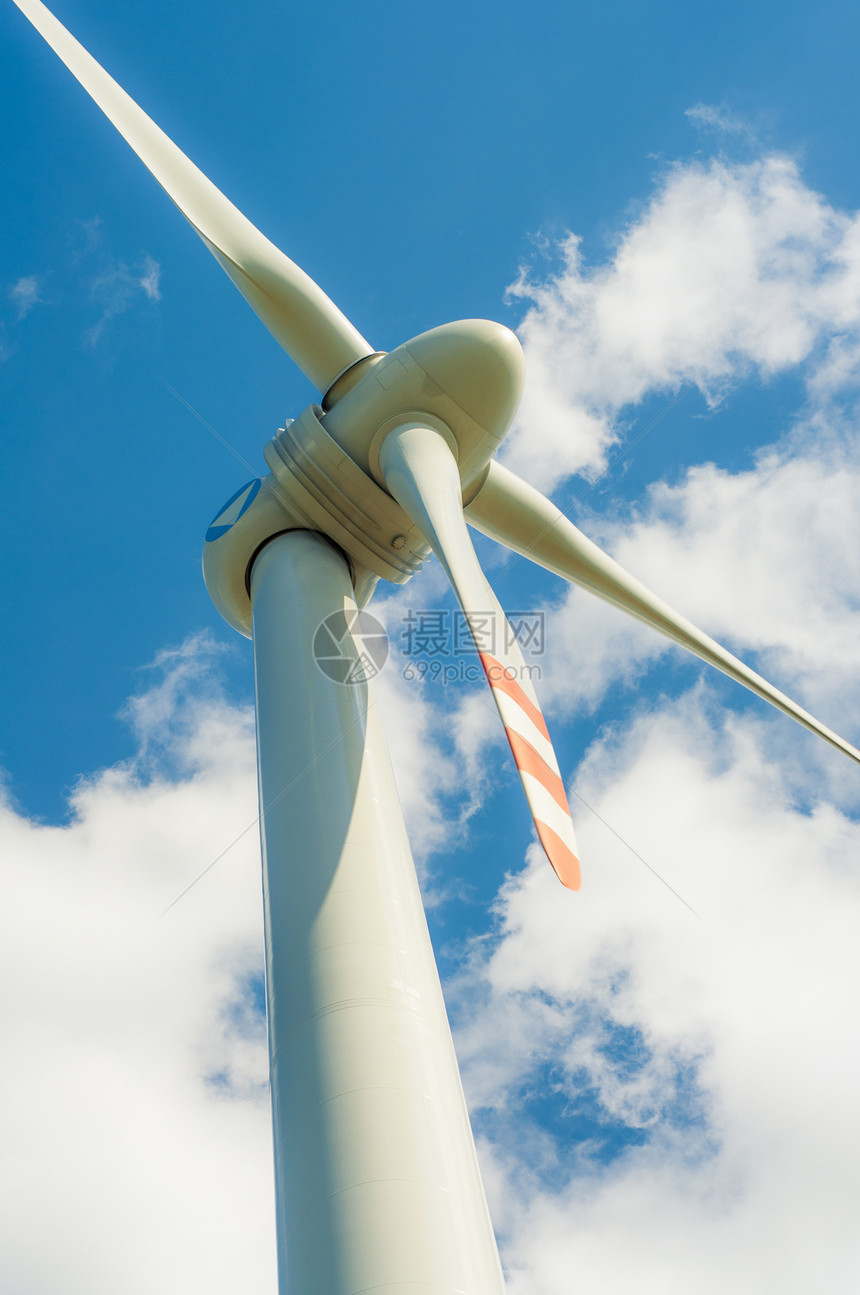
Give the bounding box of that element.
[203,319,524,638]
[323,319,525,490]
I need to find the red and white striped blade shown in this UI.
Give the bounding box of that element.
[378,423,580,889]
[472,603,580,890]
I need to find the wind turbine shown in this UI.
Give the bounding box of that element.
[11,2,860,1292]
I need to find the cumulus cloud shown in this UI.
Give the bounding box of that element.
[437,131,860,1293]
[375,143,860,1295]
[5,630,854,1292]
[505,153,860,491]
[529,411,860,753]
[453,693,860,1294]
[0,637,276,1295]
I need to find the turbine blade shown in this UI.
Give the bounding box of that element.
[466,461,860,765]
[379,425,581,889]
[11,0,373,393]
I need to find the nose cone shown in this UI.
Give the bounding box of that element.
[403,319,525,440]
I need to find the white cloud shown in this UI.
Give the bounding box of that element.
[505,153,860,491]
[0,639,276,1295]
[453,693,860,1294]
[139,254,162,300]
[3,228,161,346]
[435,130,860,1295]
[86,254,162,345]
[610,435,860,703]
[530,411,860,752]
[685,101,758,138]
[9,274,42,319]
[6,629,855,1292]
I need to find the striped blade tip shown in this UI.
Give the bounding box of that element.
[535,821,582,890]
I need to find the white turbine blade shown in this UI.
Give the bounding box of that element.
[11,0,373,393]
[466,461,860,765]
[379,425,581,889]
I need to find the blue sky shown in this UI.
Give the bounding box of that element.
[3,2,860,1291]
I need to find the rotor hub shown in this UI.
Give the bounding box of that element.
[203,319,525,636]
